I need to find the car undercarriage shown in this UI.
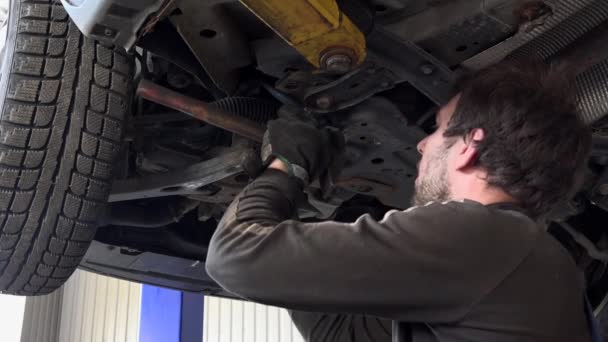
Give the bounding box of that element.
[2,0,608,322]
[59,0,608,308]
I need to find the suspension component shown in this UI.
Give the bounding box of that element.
[136,79,265,142]
[239,0,366,71]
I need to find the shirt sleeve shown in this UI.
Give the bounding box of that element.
[205,169,539,323]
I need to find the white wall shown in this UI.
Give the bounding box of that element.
[0,294,26,342]
[20,288,63,342]
[58,270,142,342]
[203,297,305,342]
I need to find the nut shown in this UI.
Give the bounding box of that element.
[320,48,357,74]
[325,54,353,74]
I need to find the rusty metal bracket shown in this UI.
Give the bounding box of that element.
[109,148,257,202]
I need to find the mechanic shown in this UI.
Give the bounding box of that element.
[205,62,593,341]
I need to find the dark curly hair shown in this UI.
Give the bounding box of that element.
[444,62,591,218]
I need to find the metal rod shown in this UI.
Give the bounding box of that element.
[137,79,265,142]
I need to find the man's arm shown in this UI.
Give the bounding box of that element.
[205,168,539,322]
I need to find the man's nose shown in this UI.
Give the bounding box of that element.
[417,137,427,155]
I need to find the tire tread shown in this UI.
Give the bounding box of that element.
[0,0,133,295]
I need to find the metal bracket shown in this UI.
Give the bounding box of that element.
[109,149,257,202]
[275,28,456,112]
[170,0,252,94]
[367,28,456,106]
[303,62,397,113]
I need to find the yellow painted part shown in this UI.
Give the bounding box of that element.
[239,0,366,68]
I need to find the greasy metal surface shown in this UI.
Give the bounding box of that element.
[331,97,425,208]
[170,0,252,94]
[367,28,456,105]
[137,80,265,142]
[239,0,366,68]
[109,149,256,202]
[463,0,605,70]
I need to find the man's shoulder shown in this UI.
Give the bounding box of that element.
[384,199,541,256]
[392,199,538,233]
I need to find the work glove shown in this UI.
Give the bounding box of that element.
[261,118,345,185]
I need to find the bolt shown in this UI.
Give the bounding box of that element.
[324,54,353,74]
[316,96,332,109]
[104,28,115,37]
[420,63,435,75]
[599,183,608,196]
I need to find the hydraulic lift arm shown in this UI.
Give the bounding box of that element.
[239,0,367,72]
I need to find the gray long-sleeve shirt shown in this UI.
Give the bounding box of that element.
[206,169,590,341]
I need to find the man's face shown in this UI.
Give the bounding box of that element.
[411,96,460,206]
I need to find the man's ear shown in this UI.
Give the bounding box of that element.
[454,128,484,171]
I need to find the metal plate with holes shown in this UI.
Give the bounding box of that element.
[109,148,257,202]
[170,0,252,94]
[331,97,426,208]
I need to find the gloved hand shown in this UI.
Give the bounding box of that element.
[261,118,345,185]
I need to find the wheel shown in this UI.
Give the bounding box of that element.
[0,0,134,295]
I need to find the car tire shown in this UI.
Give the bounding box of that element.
[0,0,133,295]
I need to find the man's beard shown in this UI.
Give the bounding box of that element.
[412,148,451,206]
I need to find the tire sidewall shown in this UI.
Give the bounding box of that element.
[0,0,20,119]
